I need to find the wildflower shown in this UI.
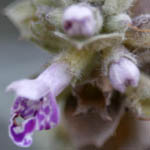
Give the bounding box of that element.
[5,0,150,148]
[109,57,140,93]
[7,63,72,147]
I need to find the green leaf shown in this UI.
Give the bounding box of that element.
[5,0,36,38]
[53,32,124,51]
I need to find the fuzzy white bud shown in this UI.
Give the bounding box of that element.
[109,57,140,93]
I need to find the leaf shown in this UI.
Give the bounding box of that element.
[5,0,36,39]
[54,31,124,51]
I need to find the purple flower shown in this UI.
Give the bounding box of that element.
[62,4,97,37]
[7,63,72,147]
[109,57,140,93]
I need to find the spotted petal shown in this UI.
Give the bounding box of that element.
[9,93,60,147]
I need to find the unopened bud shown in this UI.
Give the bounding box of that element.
[62,4,103,37]
[105,13,132,32]
[109,57,140,93]
[132,14,150,28]
[125,14,150,48]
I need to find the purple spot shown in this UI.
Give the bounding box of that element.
[45,122,51,130]
[44,106,50,115]
[24,119,36,133]
[37,114,44,121]
[39,125,44,130]
[64,21,72,30]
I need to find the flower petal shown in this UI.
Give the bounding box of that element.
[36,93,60,130]
[37,63,72,96]
[7,63,72,100]
[9,115,36,147]
[9,93,60,147]
[11,97,41,118]
[7,79,50,100]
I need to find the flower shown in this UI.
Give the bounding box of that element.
[109,57,140,93]
[5,0,150,148]
[7,63,72,147]
[62,4,102,37]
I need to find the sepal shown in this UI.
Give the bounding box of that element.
[126,74,150,120]
[103,0,135,15]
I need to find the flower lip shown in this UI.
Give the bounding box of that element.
[9,93,60,147]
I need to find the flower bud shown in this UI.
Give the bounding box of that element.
[62,4,103,37]
[125,14,150,48]
[105,13,132,32]
[132,14,150,28]
[109,57,140,93]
